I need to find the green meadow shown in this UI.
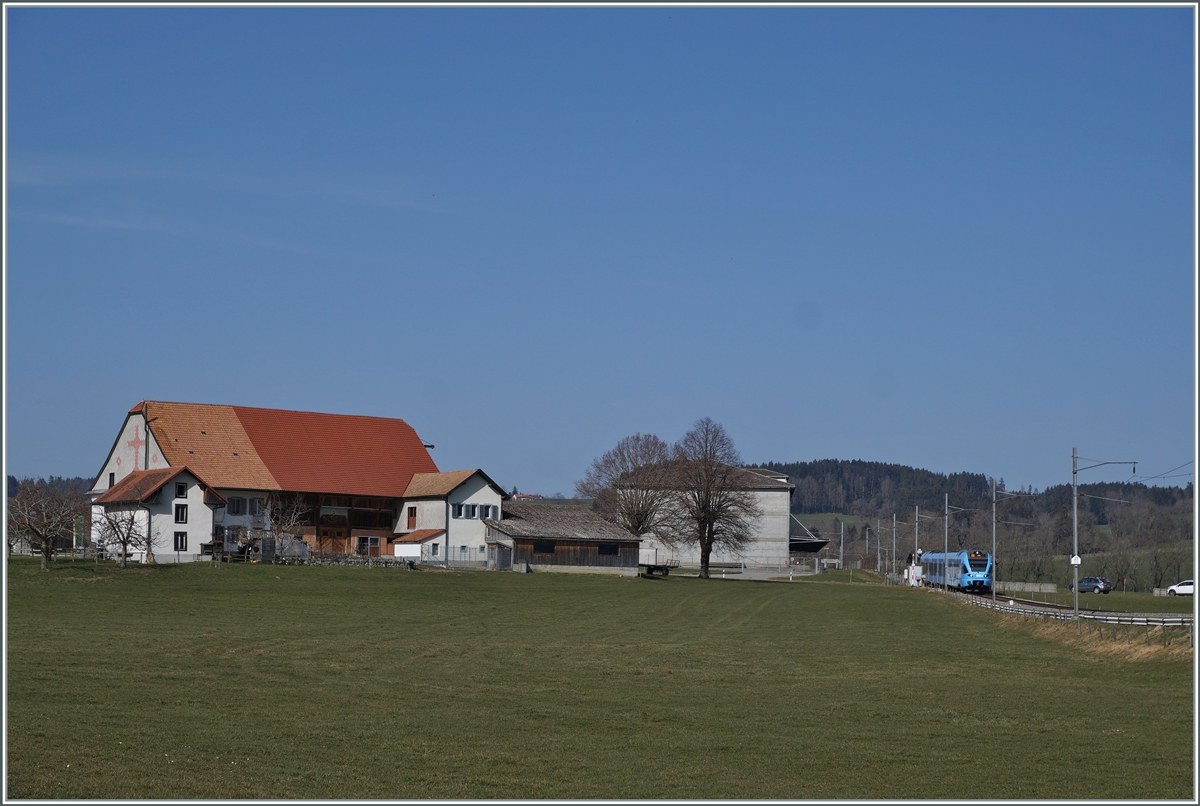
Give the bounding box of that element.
[6,558,1193,799]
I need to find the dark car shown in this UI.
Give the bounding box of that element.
[1069,576,1113,594]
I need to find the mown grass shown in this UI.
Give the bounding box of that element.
[6,557,1193,799]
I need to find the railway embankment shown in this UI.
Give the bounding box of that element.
[937,588,1194,660]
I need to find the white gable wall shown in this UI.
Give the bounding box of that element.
[446,474,503,556]
[93,470,215,564]
[89,413,167,499]
[394,499,448,533]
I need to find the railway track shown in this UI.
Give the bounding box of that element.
[944,589,1194,626]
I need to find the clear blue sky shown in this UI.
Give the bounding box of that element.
[4,7,1195,496]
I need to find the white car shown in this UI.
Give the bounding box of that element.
[1166,580,1194,596]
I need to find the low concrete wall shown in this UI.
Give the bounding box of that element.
[524,563,638,576]
[996,581,1057,594]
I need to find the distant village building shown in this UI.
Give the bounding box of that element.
[88,401,507,564]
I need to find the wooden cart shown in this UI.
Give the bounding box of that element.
[640,559,680,576]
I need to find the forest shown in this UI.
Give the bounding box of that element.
[757,459,1194,591]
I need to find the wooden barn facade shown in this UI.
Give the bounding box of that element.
[484,501,639,575]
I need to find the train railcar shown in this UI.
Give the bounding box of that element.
[921,549,992,593]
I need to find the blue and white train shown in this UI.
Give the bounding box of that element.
[921,550,993,593]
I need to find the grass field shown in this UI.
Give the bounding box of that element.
[6,557,1194,799]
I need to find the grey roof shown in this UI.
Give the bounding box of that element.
[740,466,795,490]
[485,501,640,543]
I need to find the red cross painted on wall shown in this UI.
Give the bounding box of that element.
[126,426,146,471]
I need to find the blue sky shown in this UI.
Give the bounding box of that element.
[4,7,1195,496]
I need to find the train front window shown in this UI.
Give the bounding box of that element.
[968,556,988,571]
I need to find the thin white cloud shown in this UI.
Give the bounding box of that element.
[10,208,319,257]
[7,153,436,212]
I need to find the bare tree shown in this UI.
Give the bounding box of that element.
[7,479,88,570]
[92,507,157,569]
[576,433,674,538]
[263,493,310,538]
[261,492,311,556]
[661,418,762,579]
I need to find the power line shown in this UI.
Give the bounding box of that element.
[1079,493,1133,504]
[1132,461,1193,482]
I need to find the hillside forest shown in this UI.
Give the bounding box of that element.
[759,459,1194,591]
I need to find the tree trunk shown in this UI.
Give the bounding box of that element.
[40,544,51,571]
[699,523,714,579]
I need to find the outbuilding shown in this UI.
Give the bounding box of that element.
[484,501,639,575]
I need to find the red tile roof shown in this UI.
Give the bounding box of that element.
[130,401,438,498]
[403,469,510,499]
[390,529,445,544]
[93,466,226,506]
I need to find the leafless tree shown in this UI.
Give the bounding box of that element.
[92,507,157,569]
[263,492,311,542]
[576,433,674,538]
[7,479,88,570]
[660,418,762,579]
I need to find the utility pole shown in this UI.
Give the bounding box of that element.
[1073,448,1078,617]
[991,477,997,603]
[892,513,897,576]
[1071,448,1136,618]
[839,520,844,571]
[944,493,949,591]
[876,518,881,571]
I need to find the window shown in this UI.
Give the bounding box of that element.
[478,505,491,520]
[460,545,468,553]
[533,541,555,555]
[108,472,115,488]
[465,504,477,519]
[598,543,619,556]
[479,544,486,553]
[249,498,264,516]
[175,482,187,499]
[228,498,244,516]
[174,504,188,524]
[432,543,439,556]
[407,507,417,530]
[174,532,187,552]
[452,504,463,519]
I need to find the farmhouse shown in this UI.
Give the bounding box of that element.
[484,501,640,575]
[91,466,228,562]
[390,469,508,565]
[88,401,507,563]
[636,466,796,567]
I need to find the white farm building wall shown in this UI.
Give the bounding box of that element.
[639,487,793,568]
